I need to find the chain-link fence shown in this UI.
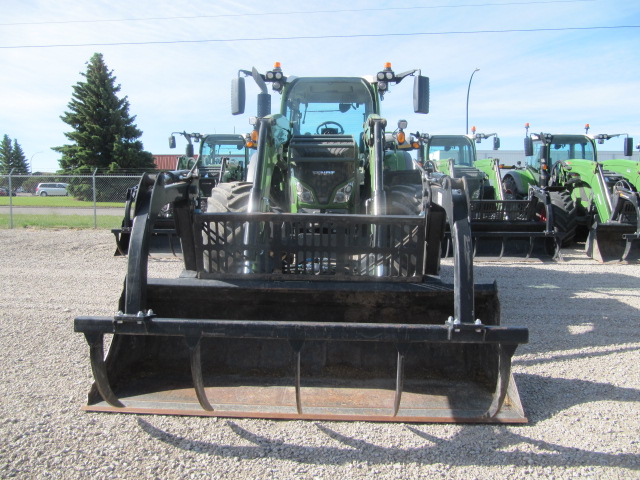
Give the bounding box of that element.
[0,172,142,229]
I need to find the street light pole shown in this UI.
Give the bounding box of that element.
[29,151,43,174]
[466,68,480,134]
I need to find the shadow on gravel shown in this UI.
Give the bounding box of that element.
[515,372,640,424]
[136,417,639,470]
[466,267,640,356]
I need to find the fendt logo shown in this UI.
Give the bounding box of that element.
[312,171,335,176]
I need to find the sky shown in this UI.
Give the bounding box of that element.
[1,0,639,172]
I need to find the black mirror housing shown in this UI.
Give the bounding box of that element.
[493,137,501,150]
[169,135,176,149]
[257,92,272,118]
[231,77,246,115]
[413,75,430,114]
[186,144,194,158]
[624,137,633,156]
[524,136,533,157]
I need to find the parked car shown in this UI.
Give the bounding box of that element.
[0,187,16,196]
[35,183,69,196]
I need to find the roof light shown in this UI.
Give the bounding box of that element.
[384,62,392,69]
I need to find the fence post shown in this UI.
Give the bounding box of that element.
[92,168,98,229]
[8,169,14,229]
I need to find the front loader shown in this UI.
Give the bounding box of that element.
[74,63,528,423]
[422,131,563,259]
[501,124,639,262]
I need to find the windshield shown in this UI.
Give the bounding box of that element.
[200,137,246,167]
[547,135,595,164]
[428,136,475,166]
[284,78,375,138]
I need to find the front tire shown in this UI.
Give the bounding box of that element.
[548,190,577,247]
[205,182,252,273]
[386,184,423,215]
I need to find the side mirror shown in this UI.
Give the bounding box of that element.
[413,75,430,114]
[169,135,176,149]
[624,137,633,156]
[493,137,500,150]
[231,77,246,115]
[257,92,272,118]
[524,136,533,157]
[186,144,194,158]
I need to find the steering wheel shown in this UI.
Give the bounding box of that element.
[549,161,566,187]
[316,121,344,135]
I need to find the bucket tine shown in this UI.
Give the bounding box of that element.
[525,236,535,259]
[185,336,214,411]
[621,237,636,262]
[290,340,305,415]
[392,343,410,417]
[498,236,506,259]
[553,238,564,262]
[84,333,124,408]
[483,343,517,418]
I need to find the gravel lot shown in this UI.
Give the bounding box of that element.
[0,228,638,479]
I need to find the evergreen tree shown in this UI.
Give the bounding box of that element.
[53,53,156,173]
[0,135,11,173]
[10,139,29,174]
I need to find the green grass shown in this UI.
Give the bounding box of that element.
[0,214,122,229]
[0,196,125,208]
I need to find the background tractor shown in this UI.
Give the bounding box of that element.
[112,132,249,256]
[500,125,639,261]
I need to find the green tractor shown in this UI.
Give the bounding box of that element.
[170,132,250,196]
[500,125,639,262]
[73,63,529,423]
[422,130,499,200]
[222,63,428,218]
[112,132,250,256]
[421,131,564,258]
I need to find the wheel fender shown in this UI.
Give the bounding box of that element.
[501,170,530,196]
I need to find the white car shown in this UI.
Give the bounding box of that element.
[35,183,69,196]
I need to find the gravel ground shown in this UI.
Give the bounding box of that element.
[0,228,638,479]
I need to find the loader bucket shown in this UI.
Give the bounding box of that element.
[76,210,529,423]
[76,279,527,423]
[443,198,559,260]
[585,223,640,262]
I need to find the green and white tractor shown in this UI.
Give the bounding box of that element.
[500,125,639,261]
